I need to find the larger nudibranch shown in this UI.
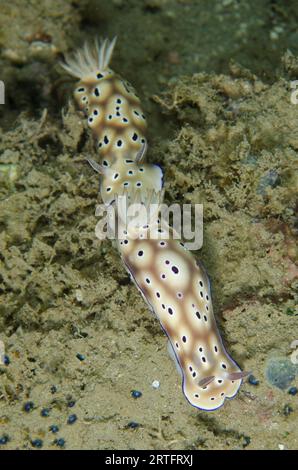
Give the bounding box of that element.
[61,38,247,411]
[115,207,246,411]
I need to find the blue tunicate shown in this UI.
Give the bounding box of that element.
[131,390,142,399]
[265,357,297,390]
[67,414,77,425]
[288,386,298,396]
[31,439,43,448]
[127,421,139,429]
[0,435,9,445]
[248,375,259,386]
[23,401,34,412]
[41,408,50,417]
[3,355,10,366]
[54,438,65,447]
[76,353,85,361]
[49,425,59,434]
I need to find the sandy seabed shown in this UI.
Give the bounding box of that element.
[0,0,297,450]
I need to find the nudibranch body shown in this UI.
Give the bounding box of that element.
[61,38,245,411]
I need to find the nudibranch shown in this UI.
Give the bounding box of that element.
[61,38,163,205]
[61,38,247,411]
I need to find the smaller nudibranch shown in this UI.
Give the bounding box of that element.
[61,38,163,206]
[115,201,246,411]
[61,38,148,168]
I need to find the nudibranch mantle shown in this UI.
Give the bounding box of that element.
[61,38,245,411]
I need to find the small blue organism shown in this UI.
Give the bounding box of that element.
[31,438,43,448]
[67,414,77,425]
[76,353,85,361]
[3,355,10,366]
[248,375,259,386]
[127,421,140,429]
[23,401,34,412]
[0,435,9,445]
[131,390,142,399]
[41,408,50,417]
[49,425,59,434]
[54,438,65,447]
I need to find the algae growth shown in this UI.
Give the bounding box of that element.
[0,0,297,450]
